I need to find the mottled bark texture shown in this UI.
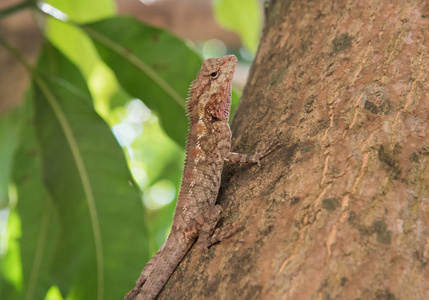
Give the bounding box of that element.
[159,1,429,299]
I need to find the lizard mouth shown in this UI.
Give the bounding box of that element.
[224,55,238,73]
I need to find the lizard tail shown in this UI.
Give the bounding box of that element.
[136,236,192,300]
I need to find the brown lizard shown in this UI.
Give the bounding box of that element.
[125,55,271,300]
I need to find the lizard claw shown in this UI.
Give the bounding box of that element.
[198,242,210,253]
[250,139,281,166]
[257,138,282,160]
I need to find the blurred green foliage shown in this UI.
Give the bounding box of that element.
[0,109,20,208]
[83,16,203,146]
[213,0,262,54]
[0,0,261,299]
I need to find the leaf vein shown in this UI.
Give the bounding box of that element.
[83,26,186,108]
[35,76,104,300]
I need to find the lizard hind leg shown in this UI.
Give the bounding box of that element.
[196,205,242,251]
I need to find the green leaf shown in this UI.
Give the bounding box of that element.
[46,0,115,23]
[45,0,115,77]
[46,19,98,79]
[4,92,59,300]
[32,42,148,300]
[44,1,126,125]
[230,89,241,123]
[212,0,262,54]
[36,43,92,103]
[0,107,21,208]
[0,208,23,298]
[0,90,58,300]
[82,16,203,147]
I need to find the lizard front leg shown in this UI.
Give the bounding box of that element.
[213,120,272,165]
[194,121,269,251]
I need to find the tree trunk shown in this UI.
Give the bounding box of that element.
[159,0,429,299]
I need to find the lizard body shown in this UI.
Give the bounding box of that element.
[125,55,267,300]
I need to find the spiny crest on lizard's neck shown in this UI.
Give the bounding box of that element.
[186,55,237,123]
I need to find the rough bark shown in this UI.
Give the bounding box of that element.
[159,0,429,299]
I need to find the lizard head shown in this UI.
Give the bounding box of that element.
[194,55,237,121]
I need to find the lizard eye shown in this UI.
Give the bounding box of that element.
[209,71,218,78]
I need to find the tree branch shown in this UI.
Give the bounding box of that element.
[0,34,33,73]
[0,1,35,20]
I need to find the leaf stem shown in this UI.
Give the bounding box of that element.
[0,1,35,20]
[0,34,33,73]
